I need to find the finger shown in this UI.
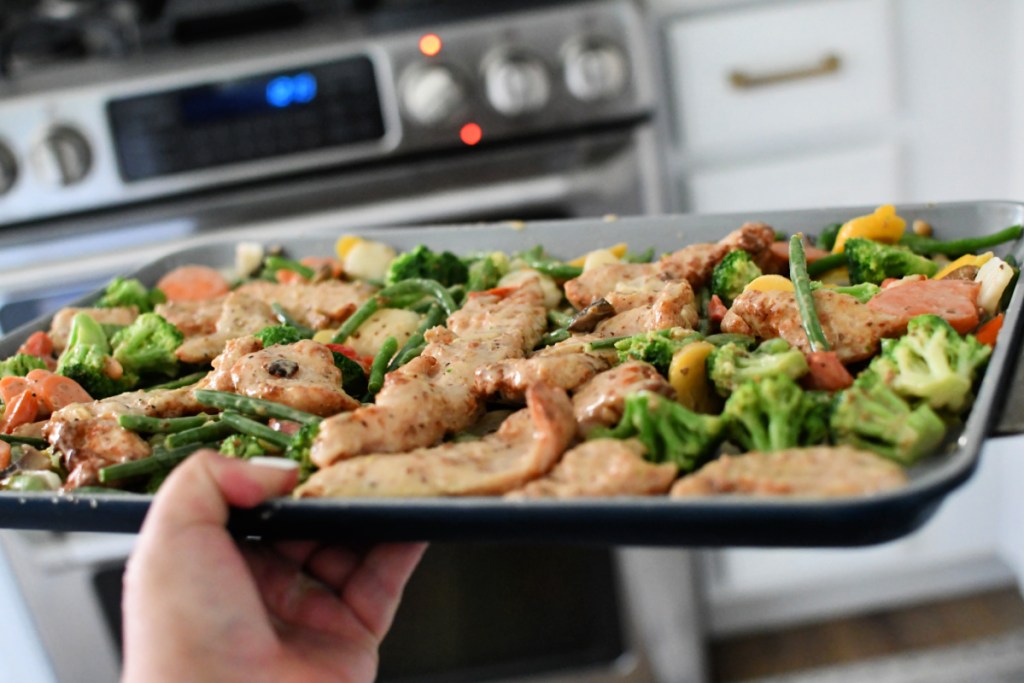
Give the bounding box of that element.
[142,452,298,537]
[342,542,428,640]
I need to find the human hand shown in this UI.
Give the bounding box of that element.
[121,450,426,683]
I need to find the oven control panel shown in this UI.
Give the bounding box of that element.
[0,0,653,226]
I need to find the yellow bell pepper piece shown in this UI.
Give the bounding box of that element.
[933,252,993,280]
[668,341,717,413]
[743,274,795,293]
[568,243,628,268]
[335,235,363,261]
[832,204,907,253]
[312,329,337,344]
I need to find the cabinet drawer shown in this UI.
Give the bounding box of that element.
[686,143,901,213]
[667,0,896,154]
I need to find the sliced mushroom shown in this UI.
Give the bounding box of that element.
[568,298,616,332]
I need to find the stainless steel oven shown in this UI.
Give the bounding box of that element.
[0,1,707,682]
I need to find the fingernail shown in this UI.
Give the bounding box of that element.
[248,457,300,471]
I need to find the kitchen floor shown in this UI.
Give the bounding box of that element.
[709,586,1024,682]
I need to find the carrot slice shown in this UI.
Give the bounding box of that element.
[0,377,29,405]
[275,269,305,285]
[35,374,92,413]
[25,368,52,383]
[866,279,981,335]
[0,440,10,469]
[802,351,854,392]
[156,265,231,302]
[17,331,54,359]
[2,391,38,434]
[975,313,1004,347]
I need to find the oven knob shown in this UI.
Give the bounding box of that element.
[400,64,466,127]
[0,142,16,196]
[31,126,92,187]
[484,54,550,117]
[563,40,629,102]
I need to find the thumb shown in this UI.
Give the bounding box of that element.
[141,450,298,536]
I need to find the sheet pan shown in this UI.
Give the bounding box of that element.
[1,201,1022,547]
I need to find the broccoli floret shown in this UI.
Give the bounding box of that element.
[722,375,830,452]
[285,422,319,481]
[109,313,183,381]
[816,223,842,251]
[844,238,938,285]
[219,434,272,459]
[830,372,946,466]
[465,252,510,291]
[0,354,47,378]
[711,250,763,305]
[96,277,166,313]
[330,351,368,399]
[870,314,991,413]
[589,391,724,472]
[707,338,810,397]
[613,328,701,375]
[56,312,131,398]
[386,245,469,287]
[255,325,311,347]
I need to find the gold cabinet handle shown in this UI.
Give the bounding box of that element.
[729,53,842,90]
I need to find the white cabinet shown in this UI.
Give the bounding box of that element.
[655,0,1023,634]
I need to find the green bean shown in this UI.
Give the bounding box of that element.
[536,329,571,348]
[0,434,48,448]
[586,335,630,350]
[521,259,583,280]
[271,303,314,337]
[144,371,208,392]
[806,252,846,278]
[789,235,830,353]
[547,310,574,328]
[899,224,1023,257]
[388,304,444,372]
[622,247,656,264]
[117,414,212,434]
[367,336,399,398]
[98,443,206,483]
[164,420,236,448]
[379,279,458,316]
[331,298,380,344]
[218,411,293,449]
[704,333,757,348]
[194,389,321,426]
[264,255,315,280]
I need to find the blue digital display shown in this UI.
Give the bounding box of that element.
[180,71,318,123]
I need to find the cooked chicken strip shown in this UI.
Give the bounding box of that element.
[175,292,280,365]
[203,339,358,416]
[155,298,225,336]
[670,446,907,498]
[564,222,776,309]
[721,289,904,363]
[476,280,696,402]
[572,361,675,436]
[49,306,138,352]
[297,383,575,498]
[44,386,204,489]
[310,279,548,467]
[506,439,677,498]
[235,280,377,330]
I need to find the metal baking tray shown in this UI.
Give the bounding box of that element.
[1,201,1022,547]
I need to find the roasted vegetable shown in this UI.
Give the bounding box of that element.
[255,324,311,348]
[590,391,724,472]
[711,250,763,305]
[219,434,274,459]
[0,354,47,378]
[465,252,510,292]
[613,328,700,375]
[707,338,809,397]
[844,238,938,285]
[722,375,830,452]
[96,276,166,313]
[386,245,469,287]
[869,314,991,413]
[109,313,183,381]
[829,372,946,466]
[285,422,319,481]
[56,313,132,398]
[899,224,1023,258]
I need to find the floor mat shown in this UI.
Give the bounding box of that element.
[747,629,1024,683]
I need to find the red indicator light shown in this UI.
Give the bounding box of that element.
[419,33,443,57]
[460,123,483,146]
